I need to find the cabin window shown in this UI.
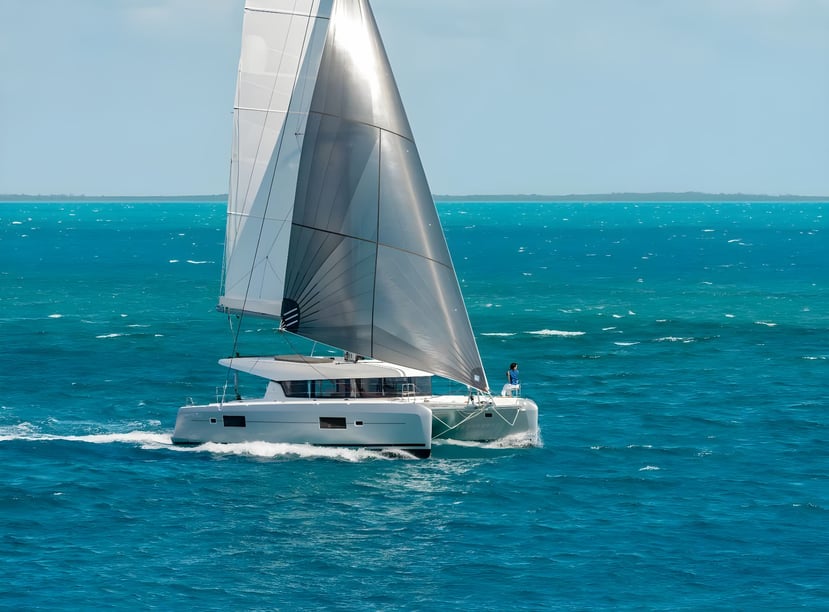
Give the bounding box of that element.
[223,415,246,427]
[279,376,432,399]
[381,377,432,397]
[280,379,352,398]
[319,417,347,429]
[317,379,352,398]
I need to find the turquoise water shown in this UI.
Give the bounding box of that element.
[2,201,828,609]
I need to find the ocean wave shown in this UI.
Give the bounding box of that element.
[95,331,163,339]
[481,332,517,337]
[655,336,695,343]
[639,465,661,471]
[167,441,399,462]
[528,329,586,337]
[434,430,543,450]
[755,321,777,327]
[0,427,418,461]
[0,427,170,447]
[614,341,640,346]
[485,430,543,449]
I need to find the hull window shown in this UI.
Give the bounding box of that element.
[223,415,247,427]
[319,417,347,429]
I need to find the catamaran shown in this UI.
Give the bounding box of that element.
[172,0,538,457]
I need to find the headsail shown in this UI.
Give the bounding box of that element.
[219,0,333,318]
[281,0,488,391]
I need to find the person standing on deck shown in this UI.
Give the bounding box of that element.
[501,362,520,396]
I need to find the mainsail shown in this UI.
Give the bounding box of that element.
[220,0,333,317]
[221,0,488,392]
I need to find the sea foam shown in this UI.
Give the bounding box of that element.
[528,329,586,337]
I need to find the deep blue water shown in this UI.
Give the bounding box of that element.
[2,201,828,610]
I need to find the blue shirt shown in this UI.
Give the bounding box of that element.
[508,368,519,385]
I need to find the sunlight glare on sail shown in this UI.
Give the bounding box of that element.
[334,3,381,103]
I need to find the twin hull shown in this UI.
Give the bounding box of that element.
[172,396,539,459]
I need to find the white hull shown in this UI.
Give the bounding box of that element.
[172,356,539,458]
[429,395,539,442]
[172,399,433,458]
[172,394,538,457]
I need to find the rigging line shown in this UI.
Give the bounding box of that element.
[430,406,483,438]
[370,126,382,355]
[235,3,318,301]
[224,4,323,393]
[277,329,354,384]
[236,0,304,223]
[237,0,316,249]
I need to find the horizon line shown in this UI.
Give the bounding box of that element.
[2,190,829,203]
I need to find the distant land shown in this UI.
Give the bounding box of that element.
[0,194,228,202]
[1,192,827,203]
[434,192,829,202]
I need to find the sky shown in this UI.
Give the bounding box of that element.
[1,0,827,197]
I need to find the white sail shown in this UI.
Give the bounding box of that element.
[220,0,333,318]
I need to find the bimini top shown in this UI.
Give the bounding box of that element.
[219,356,432,382]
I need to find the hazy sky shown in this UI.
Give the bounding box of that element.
[1,0,827,196]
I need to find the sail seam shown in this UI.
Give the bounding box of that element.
[246,8,331,20]
[308,110,414,145]
[234,106,311,114]
[290,222,454,270]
